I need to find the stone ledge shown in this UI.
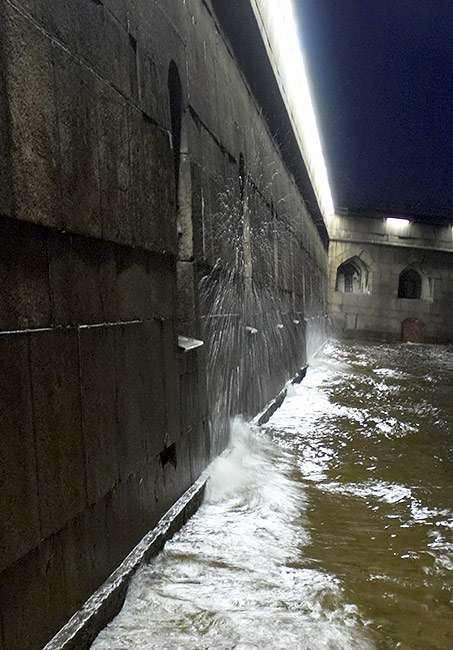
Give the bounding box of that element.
[252,364,308,426]
[42,360,313,650]
[42,471,208,650]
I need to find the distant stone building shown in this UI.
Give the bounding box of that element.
[328,210,453,343]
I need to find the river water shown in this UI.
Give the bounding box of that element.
[91,340,453,650]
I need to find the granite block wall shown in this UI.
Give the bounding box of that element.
[0,1,329,648]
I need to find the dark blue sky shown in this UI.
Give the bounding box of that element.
[294,0,453,219]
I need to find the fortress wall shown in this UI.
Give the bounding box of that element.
[0,2,328,648]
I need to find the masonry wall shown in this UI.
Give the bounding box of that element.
[328,213,453,343]
[0,1,328,648]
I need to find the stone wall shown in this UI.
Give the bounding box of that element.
[328,213,453,343]
[0,1,328,648]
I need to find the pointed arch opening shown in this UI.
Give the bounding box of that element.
[335,256,368,294]
[398,267,422,299]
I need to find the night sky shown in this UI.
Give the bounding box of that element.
[293,1,453,220]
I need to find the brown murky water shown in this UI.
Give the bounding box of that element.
[92,340,453,650]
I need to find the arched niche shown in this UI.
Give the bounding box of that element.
[335,256,368,293]
[168,60,182,211]
[398,267,422,299]
[397,265,433,301]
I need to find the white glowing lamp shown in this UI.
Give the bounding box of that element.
[387,217,410,228]
[250,0,335,222]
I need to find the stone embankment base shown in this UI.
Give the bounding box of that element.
[44,365,308,650]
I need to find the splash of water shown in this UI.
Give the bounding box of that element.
[197,128,329,451]
[91,417,374,650]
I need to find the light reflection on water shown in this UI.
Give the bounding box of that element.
[91,341,453,650]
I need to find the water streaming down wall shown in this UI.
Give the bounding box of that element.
[196,128,329,452]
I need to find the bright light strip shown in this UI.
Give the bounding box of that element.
[387,217,410,228]
[250,0,335,221]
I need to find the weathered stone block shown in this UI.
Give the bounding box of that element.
[96,82,132,245]
[136,46,169,127]
[105,472,147,572]
[159,437,188,514]
[0,2,13,221]
[176,432,194,494]
[0,534,67,650]
[102,8,138,100]
[199,174,215,264]
[148,252,176,319]
[60,501,111,613]
[180,370,200,430]
[129,0,186,102]
[30,329,86,538]
[52,44,101,237]
[141,320,169,458]
[116,248,151,322]
[154,0,188,41]
[177,151,194,261]
[138,456,163,531]
[0,334,40,573]
[21,0,136,99]
[115,324,148,481]
[153,452,167,519]
[115,321,167,480]
[116,247,175,321]
[128,107,176,253]
[191,160,204,260]
[4,5,61,228]
[177,261,197,334]
[49,232,118,326]
[214,54,243,153]
[79,326,120,504]
[185,5,219,134]
[0,219,50,330]
[162,319,180,442]
[187,421,210,483]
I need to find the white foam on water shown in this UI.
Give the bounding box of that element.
[91,417,374,650]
